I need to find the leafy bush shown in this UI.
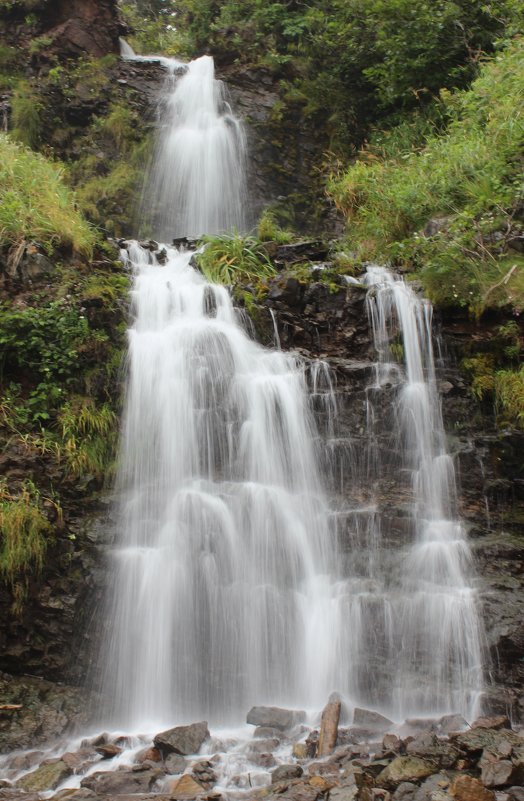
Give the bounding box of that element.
[0,135,95,254]
[327,39,524,312]
[0,301,90,425]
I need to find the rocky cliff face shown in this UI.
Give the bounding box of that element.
[0,0,123,58]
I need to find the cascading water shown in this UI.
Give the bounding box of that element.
[102,242,337,727]
[99,52,484,732]
[139,55,246,240]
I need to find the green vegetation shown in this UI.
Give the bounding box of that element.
[195,232,276,285]
[0,135,95,254]
[327,39,524,314]
[257,209,293,244]
[0,480,52,585]
[165,0,523,146]
[59,399,118,480]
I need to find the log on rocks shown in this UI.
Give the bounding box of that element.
[318,693,342,757]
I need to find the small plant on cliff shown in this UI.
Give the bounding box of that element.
[0,480,52,584]
[257,209,293,244]
[196,232,276,286]
[59,399,118,480]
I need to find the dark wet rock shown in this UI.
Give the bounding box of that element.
[375,756,436,789]
[0,673,91,752]
[81,767,162,794]
[273,241,330,267]
[508,788,524,801]
[16,759,72,791]
[353,708,394,732]
[154,721,210,756]
[271,764,304,783]
[164,752,187,773]
[247,706,306,731]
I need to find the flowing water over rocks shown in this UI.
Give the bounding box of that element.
[0,51,498,801]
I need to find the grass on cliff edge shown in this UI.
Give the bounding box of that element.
[0,134,95,255]
[327,38,524,315]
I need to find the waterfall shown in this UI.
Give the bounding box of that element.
[100,54,483,730]
[139,55,246,240]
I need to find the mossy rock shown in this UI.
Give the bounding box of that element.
[376,756,436,789]
[17,758,72,791]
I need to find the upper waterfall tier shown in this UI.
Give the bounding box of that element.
[139,55,247,240]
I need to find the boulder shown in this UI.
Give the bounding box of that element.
[318,693,342,757]
[80,767,161,794]
[481,758,514,787]
[405,732,460,768]
[472,716,511,731]
[271,764,304,783]
[353,708,394,732]
[191,759,217,789]
[254,726,283,738]
[154,721,210,755]
[17,759,72,791]
[164,753,187,774]
[376,757,436,789]
[249,737,280,754]
[135,746,163,764]
[95,743,122,758]
[169,774,205,800]
[247,706,306,731]
[449,775,495,801]
[434,715,468,735]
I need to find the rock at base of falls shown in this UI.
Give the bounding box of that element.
[352,708,394,732]
[246,706,306,731]
[318,693,342,757]
[450,774,496,801]
[375,756,436,789]
[169,773,206,800]
[154,721,210,756]
[271,764,304,784]
[16,758,72,791]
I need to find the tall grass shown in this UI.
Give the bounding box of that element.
[196,232,276,285]
[0,134,95,254]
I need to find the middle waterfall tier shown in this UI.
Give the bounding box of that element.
[101,242,484,730]
[102,243,337,727]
